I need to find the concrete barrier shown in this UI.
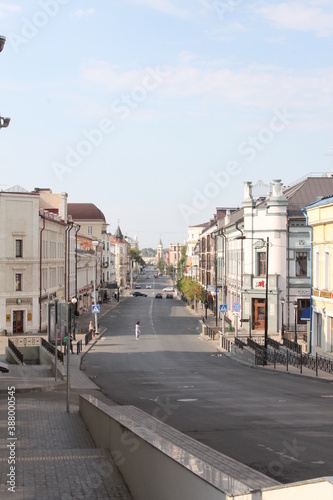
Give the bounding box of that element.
[79,394,333,500]
[79,395,280,499]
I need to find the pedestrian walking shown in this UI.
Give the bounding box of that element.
[89,320,95,338]
[135,321,141,340]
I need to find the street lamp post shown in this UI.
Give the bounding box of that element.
[71,297,77,341]
[0,35,11,130]
[281,297,285,339]
[294,301,298,344]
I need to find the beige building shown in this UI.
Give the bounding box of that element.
[305,195,333,354]
[0,186,72,334]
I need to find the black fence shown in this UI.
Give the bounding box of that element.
[234,337,246,350]
[253,345,333,376]
[41,338,64,363]
[282,337,302,354]
[8,340,24,364]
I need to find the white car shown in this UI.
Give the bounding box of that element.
[146,284,151,289]
[163,287,174,292]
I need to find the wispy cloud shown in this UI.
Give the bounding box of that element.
[129,0,191,18]
[0,2,21,18]
[80,58,333,131]
[74,8,96,18]
[257,1,333,37]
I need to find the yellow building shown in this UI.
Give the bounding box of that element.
[305,196,333,354]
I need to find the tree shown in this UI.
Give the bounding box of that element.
[128,248,145,268]
[157,258,165,272]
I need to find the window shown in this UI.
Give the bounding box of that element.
[258,252,266,276]
[15,273,22,291]
[296,252,307,277]
[88,226,92,235]
[314,250,320,288]
[324,249,329,289]
[15,239,23,257]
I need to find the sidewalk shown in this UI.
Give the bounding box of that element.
[0,298,134,499]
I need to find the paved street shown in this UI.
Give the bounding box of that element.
[82,275,333,485]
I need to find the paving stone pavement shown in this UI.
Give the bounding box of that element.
[0,297,134,499]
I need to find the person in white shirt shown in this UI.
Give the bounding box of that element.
[135,321,141,340]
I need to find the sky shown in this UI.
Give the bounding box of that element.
[1,0,333,249]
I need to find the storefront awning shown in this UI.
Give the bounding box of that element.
[301,306,311,321]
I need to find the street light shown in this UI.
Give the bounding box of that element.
[0,35,6,52]
[0,116,10,128]
[281,297,285,339]
[294,301,298,344]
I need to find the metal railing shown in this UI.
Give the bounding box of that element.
[234,337,246,350]
[41,338,64,363]
[283,337,302,354]
[76,340,83,354]
[254,345,333,376]
[8,339,24,364]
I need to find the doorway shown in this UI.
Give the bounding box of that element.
[252,298,266,330]
[13,310,24,334]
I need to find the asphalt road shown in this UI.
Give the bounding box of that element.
[82,273,333,484]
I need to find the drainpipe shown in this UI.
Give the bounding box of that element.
[75,225,80,300]
[64,225,70,302]
[286,217,290,330]
[235,222,244,333]
[39,211,46,333]
[302,209,313,354]
[67,221,74,301]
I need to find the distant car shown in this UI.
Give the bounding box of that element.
[163,287,174,292]
[166,293,173,299]
[135,284,141,289]
[146,284,151,289]
[154,275,159,278]
[132,291,147,297]
[155,293,163,299]
[146,276,150,279]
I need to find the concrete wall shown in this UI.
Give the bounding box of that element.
[79,394,333,500]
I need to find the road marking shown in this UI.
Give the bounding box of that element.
[321,395,333,398]
[177,399,198,402]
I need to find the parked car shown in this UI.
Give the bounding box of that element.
[166,293,173,299]
[132,291,148,297]
[146,284,151,289]
[135,284,141,289]
[155,293,163,299]
[163,287,174,292]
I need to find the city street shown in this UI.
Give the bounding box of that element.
[82,274,333,485]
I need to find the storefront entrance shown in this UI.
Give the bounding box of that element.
[252,298,266,330]
[13,310,24,334]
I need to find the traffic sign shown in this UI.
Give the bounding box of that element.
[220,304,227,313]
[92,305,100,314]
[232,302,240,312]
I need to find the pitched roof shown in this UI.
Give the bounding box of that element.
[114,225,123,239]
[283,176,333,217]
[67,203,106,222]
